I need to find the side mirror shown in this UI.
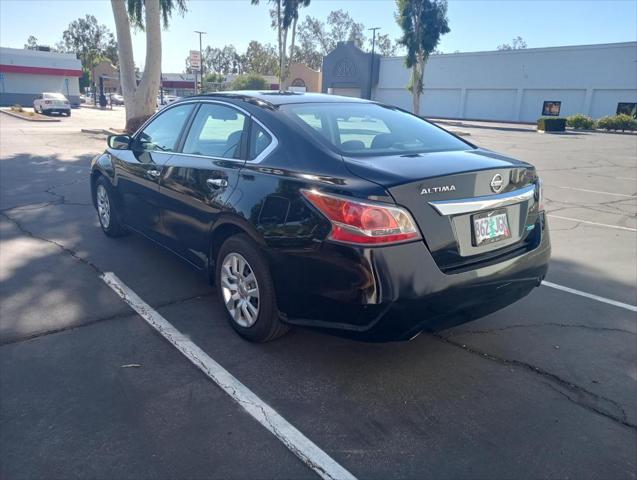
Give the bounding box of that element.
[107,134,132,150]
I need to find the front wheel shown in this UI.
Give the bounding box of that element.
[216,234,289,342]
[95,177,126,237]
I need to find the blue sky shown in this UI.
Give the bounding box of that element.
[1,0,635,73]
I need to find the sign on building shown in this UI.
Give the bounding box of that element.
[189,50,201,70]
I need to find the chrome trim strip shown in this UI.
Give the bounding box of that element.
[429,184,536,216]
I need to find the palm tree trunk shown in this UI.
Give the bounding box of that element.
[289,16,297,73]
[276,0,283,88]
[417,52,426,116]
[280,26,288,87]
[111,0,161,133]
[111,0,137,124]
[129,0,161,132]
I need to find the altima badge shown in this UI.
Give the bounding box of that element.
[420,185,456,195]
[490,174,504,193]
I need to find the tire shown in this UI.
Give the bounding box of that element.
[65,110,71,117]
[216,234,289,342]
[95,176,126,237]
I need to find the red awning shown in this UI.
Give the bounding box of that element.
[162,80,196,88]
[0,64,83,77]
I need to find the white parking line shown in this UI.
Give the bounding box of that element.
[545,185,636,198]
[548,214,637,232]
[101,272,357,480]
[542,281,637,313]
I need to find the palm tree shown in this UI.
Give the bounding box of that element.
[285,0,311,75]
[251,0,310,88]
[110,0,186,132]
[396,0,450,115]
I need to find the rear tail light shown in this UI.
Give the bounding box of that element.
[301,189,421,245]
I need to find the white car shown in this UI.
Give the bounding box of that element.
[34,92,71,116]
[157,95,181,110]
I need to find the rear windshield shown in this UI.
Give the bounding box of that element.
[44,93,67,100]
[282,102,471,156]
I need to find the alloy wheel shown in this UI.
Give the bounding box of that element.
[96,184,111,229]
[220,252,260,328]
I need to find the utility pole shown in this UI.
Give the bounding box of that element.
[368,27,380,100]
[194,30,206,93]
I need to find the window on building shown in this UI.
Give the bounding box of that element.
[617,103,637,118]
[542,101,561,116]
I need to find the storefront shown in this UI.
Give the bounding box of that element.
[0,47,82,107]
[322,41,380,100]
[161,73,197,97]
[321,41,637,122]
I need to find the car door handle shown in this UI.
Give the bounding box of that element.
[147,169,161,178]
[207,178,228,189]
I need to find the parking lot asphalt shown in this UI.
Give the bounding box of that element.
[1,109,636,479]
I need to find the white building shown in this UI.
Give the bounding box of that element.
[372,42,637,122]
[0,47,82,107]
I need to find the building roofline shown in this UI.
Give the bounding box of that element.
[381,41,637,61]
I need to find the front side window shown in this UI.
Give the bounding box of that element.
[182,103,247,159]
[283,103,471,157]
[137,104,194,152]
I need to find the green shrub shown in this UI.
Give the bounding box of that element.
[230,73,268,91]
[10,104,23,112]
[567,114,595,130]
[596,114,637,132]
[537,117,566,132]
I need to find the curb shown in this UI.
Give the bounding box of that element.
[0,109,60,122]
[80,128,119,135]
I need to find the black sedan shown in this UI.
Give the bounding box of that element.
[90,92,550,342]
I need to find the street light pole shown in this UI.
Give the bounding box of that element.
[368,27,380,100]
[194,30,207,94]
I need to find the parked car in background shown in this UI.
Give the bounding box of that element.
[109,93,125,106]
[79,94,87,104]
[157,95,181,110]
[91,92,550,343]
[33,92,71,116]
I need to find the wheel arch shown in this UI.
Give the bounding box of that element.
[207,215,266,284]
[90,154,116,207]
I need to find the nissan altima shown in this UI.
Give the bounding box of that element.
[90,92,550,342]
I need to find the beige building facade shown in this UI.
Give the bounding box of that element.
[285,63,322,93]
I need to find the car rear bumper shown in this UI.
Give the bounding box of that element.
[268,215,550,341]
[42,108,70,113]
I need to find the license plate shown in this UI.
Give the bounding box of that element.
[472,210,511,246]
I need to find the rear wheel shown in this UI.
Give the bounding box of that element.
[95,177,126,237]
[216,234,289,342]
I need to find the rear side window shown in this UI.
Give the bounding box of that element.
[283,102,471,156]
[249,122,273,160]
[182,103,247,159]
[137,104,194,152]
[44,92,66,100]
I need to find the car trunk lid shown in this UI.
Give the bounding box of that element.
[343,148,542,272]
